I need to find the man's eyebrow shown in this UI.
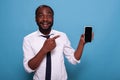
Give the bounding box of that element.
[47,11,53,14]
[36,11,42,14]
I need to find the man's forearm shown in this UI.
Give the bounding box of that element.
[28,48,47,70]
[74,41,85,60]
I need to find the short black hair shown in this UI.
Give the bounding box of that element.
[35,5,54,16]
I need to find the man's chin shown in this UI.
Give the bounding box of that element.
[38,24,53,32]
[39,27,51,32]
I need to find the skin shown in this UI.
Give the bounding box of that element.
[28,5,86,70]
[36,5,53,35]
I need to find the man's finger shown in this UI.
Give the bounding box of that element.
[52,35,60,40]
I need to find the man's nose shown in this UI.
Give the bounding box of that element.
[43,16,48,21]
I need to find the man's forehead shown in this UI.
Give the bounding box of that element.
[35,5,54,16]
[37,7,52,13]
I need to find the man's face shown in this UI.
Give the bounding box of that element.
[36,7,53,32]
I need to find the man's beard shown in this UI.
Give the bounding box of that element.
[37,22,53,34]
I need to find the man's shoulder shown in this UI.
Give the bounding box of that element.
[24,30,38,39]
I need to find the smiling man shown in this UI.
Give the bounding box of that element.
[23,5,87,80]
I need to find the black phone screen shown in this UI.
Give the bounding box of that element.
[85,27,92,43]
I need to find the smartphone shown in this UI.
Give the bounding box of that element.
[85,26,92,43]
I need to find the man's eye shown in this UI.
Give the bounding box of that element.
[47,15,52,18]
[37,14,43,17]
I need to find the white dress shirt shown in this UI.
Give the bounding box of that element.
[23,29,80,80]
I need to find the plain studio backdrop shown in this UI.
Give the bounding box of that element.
[0,0,120,80]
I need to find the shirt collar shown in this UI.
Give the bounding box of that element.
[37,29,55,36]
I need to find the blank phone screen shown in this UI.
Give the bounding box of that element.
[85,27,92,43]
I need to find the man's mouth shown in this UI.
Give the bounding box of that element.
[41,22,51,28]
[43,22,48,25]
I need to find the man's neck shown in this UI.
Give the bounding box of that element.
[39,29,51,35]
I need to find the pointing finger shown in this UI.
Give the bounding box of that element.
[52,35,60,40]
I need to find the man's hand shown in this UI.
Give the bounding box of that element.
[80,32,94,45]
[42,35,60,54]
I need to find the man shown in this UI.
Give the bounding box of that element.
[23,5,88,80]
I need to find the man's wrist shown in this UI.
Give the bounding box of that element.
[40,48,48,55]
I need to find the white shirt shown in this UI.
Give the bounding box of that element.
[23,30,80,80]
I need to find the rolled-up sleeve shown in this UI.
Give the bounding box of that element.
[63,34,80,65]
[23,37,35,73]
